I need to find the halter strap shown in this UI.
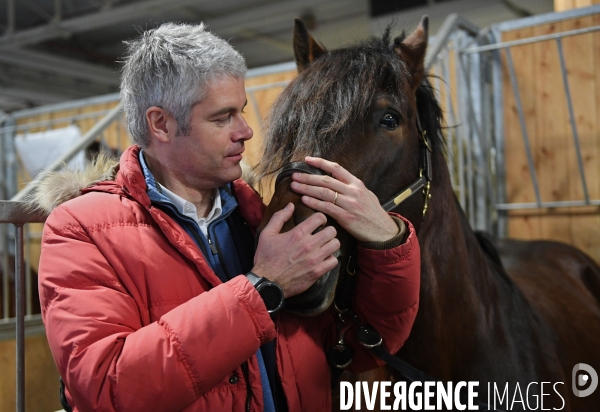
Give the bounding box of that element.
[381,113,432,214]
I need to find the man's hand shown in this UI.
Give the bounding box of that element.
[290,156,401,243]
[252,203,340,298]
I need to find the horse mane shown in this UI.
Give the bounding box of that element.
[257,27,446,181]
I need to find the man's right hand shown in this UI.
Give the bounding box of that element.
[251,203,340,298]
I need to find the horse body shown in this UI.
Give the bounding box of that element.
[258,17,600,411]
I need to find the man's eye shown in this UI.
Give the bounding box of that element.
[380,113,399,130]
[215,115,231,123]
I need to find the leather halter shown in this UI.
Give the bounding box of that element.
[380,113,433,216]
[274,113,433,217]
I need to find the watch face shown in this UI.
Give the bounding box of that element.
[258,282,284,313]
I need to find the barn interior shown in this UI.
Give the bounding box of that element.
[1,1,599,411]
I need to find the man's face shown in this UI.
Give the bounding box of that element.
[166,76,253,190]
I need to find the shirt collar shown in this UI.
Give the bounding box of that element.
[138,150,223,224]
[158,182,222,224]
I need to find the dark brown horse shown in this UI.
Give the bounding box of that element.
[256,16,600,411]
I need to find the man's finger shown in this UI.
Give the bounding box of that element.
[262,203,294,235]
[294,211,328,234]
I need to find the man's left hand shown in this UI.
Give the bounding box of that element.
[290,156,400,243]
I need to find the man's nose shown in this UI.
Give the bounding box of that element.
[234,114,253,141]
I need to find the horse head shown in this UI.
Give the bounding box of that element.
[257,16,443,316]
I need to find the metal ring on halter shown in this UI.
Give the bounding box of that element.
[332,191,338,205]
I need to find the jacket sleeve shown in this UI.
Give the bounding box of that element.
[39,206,275,412]
[345,214,420,373]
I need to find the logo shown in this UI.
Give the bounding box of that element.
[572,363,598,397]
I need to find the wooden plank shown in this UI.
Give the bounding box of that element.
[534,20,574,246]
[555,0,600,11]
[504,26,543,240]
[561,16,600,261]
[244,70,297,169]
[0,335,61,412]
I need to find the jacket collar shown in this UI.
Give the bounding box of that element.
[83,145,265,230]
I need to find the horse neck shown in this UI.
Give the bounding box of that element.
[397,152,535,380]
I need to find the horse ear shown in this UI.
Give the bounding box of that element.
[395,15,429,89]
[293,18,327,72]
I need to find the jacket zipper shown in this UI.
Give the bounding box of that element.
[241,361,252,412]
[206,219,236,280]
[207,236,218,254]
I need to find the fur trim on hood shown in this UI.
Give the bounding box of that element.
[27,152,119,216]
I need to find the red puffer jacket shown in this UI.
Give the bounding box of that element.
[38,145,420,412]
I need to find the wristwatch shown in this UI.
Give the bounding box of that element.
[245,272,285,314]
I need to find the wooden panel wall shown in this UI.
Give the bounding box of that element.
[0,335,61,412]
[555,0,600,12]
[503,14,600,264]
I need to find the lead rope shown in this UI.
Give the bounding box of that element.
[329,307,504,412]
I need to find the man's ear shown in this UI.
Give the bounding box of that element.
[146,106,175,143]
[293,18,327,73]
[394,15,429,89]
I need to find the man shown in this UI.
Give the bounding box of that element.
[36,23,420,411]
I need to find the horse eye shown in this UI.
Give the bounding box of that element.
[380,113,399,130]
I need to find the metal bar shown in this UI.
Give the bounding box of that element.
[464,25,600,54]
[459,47,488,230]
[245,80,290,93]
[454,33,468,217]
[425,13,480,70]
[10,92,120,120]
[2,224,8,319]
[496,199,600,210]
[441,56,458,190]
[0,314,45,341]
[10,102,124,202]
[54,0,62,22]
[15,223,25,412]
[25,225,32,316]
[0,109,112,134]
[556,37,590,203]
[246,61,296,79]
[0,202,46,224]
[491,27,507,238]
[505,47,542,208]
[462,48,475,227]
[455,40,466,212]
[7,0,15,34]
[5,116,17,199]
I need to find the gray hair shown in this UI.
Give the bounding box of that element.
[120,22,247,147]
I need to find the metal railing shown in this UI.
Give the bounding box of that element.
[0,201,45,412]
[426,5,600,236]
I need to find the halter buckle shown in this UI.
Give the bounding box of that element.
[421,129,432,152]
